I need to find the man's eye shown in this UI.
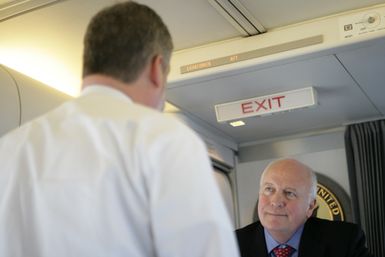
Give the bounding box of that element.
[285,191,297,199]
[263,187,274,195]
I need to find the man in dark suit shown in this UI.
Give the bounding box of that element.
[236,158,373,257]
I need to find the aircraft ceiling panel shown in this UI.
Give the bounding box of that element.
[240,0,385,29]
[137,0,242,50]
[166,55,381,143]
[336,39,385,116]
[1,0,385,143]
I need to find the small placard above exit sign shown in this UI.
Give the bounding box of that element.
[215,87,317,122]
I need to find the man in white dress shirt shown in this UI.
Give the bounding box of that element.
[0,2,239,257]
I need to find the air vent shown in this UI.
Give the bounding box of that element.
[208,0,266,36]
[0,0,63,21]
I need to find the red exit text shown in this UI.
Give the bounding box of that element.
[241,95,286,114]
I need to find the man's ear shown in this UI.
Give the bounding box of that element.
[307,198,318,218]
[149,55,165,90]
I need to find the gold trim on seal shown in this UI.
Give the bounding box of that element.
[315,184,345,221]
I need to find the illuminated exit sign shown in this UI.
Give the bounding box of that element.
[215,87,317,122]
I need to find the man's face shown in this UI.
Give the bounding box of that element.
[257,160,316,241]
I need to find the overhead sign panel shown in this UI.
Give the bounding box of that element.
[215,87,317,122]
[180,35,323,74]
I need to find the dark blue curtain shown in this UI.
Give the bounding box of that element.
[345,120,385,257]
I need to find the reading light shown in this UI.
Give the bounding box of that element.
[230,120,245,127]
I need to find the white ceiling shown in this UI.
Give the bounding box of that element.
[1,0,385,145]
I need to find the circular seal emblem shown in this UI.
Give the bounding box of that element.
[312,173,352,222]
[314,184,344,221]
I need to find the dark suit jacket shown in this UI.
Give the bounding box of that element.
[236,217,373,257]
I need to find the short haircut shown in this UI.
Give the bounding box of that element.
[82,1,173,83]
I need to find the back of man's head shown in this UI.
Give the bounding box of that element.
[82,1,173,83]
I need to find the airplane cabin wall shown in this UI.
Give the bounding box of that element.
[0,65,72,137]
[0,65,20,136]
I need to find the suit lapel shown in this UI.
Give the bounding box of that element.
[253,223,269,257]
[298,218,325,257]
[239,221,269,257]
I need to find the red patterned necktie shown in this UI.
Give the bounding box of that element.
[272,244,295,257]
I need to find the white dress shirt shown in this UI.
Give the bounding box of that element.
[0,85,239,257]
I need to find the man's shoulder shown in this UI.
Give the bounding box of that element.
[236,221,263,235]
[305,217,361,234]
[302,218,373,257]
[307,217,359,227]
[141,111,199,138]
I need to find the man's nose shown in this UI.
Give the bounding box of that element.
[270,193,285,208]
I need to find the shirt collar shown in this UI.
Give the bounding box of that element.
[264,224,304,253]
[81,84,132,103]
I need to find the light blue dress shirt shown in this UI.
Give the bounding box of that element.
[264,225,304,257]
